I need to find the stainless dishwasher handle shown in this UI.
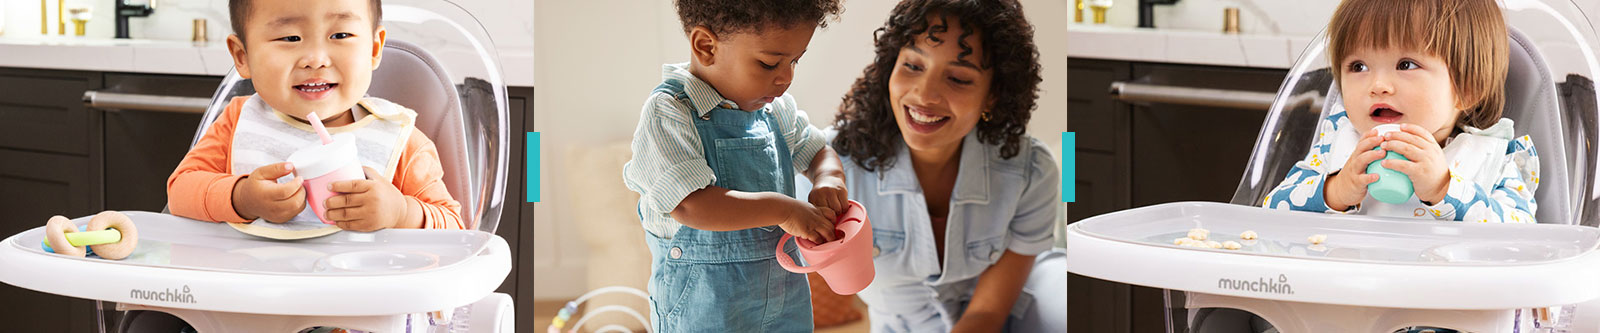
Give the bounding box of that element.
[82,91,211,114]
[1109,81,1279,110]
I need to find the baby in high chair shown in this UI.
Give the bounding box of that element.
[1265,0,1539,224]
[167,0,462,233]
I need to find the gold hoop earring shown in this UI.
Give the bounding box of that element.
[982,112,993,122]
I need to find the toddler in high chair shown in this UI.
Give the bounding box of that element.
[1266,0,1538,225]
[167,0,462,234]
[621,0,848,331]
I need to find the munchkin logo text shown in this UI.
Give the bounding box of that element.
[129,285,197,304]
[1217,274,1295,295]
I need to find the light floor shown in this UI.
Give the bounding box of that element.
[531,298,872,332]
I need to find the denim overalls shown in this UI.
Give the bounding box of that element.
[643,80,813,332]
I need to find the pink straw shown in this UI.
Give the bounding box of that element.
[307,112,333,145]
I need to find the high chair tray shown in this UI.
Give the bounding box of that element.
[1066,201,1600,309]
[0,211,510,316]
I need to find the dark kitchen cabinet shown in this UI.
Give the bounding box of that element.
[100,73,220,213]
[0,68,107,332]
[1067,58,1288,333]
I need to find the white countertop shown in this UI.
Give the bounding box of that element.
[0,37,534,87]
[1067,24,1318,69]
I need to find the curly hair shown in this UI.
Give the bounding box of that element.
[674,0,844,36]
[832,0,1042,172]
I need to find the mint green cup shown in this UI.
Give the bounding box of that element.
[1366,149,1414,204]
[1366,124,1413,204]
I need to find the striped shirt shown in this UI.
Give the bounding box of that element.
[623,62,828,239]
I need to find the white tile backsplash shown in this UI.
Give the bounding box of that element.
[1089,0,1600,39]
[1,0,533,85]
[1154,0,1339,35]
[1091,0,1338,35]
[4,0,530,44]
[1076,0,1600,78]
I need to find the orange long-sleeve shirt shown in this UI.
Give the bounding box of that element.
[167,97,464,229]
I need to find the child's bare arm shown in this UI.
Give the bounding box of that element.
[671,186,836,243]
[805,145,849,219]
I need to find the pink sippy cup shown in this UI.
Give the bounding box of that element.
[775,200,875,295]
[285,112,365,224]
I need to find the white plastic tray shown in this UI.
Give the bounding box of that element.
[0,211,510,316]
[1066,202,1600,309]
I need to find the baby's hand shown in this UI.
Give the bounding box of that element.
[232,162,307,223]
[1325,129,1386,210]
[807,176,849,221]
[1378,124,1450,204]
[324,167,409,232]
[778,198,837,244]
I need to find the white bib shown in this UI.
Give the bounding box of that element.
[228,95,417,238]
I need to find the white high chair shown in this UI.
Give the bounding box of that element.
[1067,0,1600,332]
[0,1,513,332]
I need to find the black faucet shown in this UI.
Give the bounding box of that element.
[1138,0,1181,28]
[115,0,154,39]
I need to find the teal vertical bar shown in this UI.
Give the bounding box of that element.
[1063,132,1075,202]
[528,132,540,202]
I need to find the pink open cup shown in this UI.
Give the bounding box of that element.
[775,200,875,295]
[286,133,364,224]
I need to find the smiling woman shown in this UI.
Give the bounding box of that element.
[827,0,1061,332]
[833,0,1041,172]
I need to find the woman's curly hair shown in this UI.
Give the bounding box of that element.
[832,0,1042,172]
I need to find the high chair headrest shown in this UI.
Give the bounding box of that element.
[368,40,478,230]
[1500,27,1574,226]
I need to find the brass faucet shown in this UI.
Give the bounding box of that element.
[58,0,65,35]
[39,0,66,35]
[1075,0,1084,23]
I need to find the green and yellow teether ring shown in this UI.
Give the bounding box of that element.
[42,211,138,260]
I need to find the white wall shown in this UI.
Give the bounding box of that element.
[533,0,1070,300]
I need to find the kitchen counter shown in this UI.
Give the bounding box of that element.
[1067,24,1317,69]
[0,37,535,87]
